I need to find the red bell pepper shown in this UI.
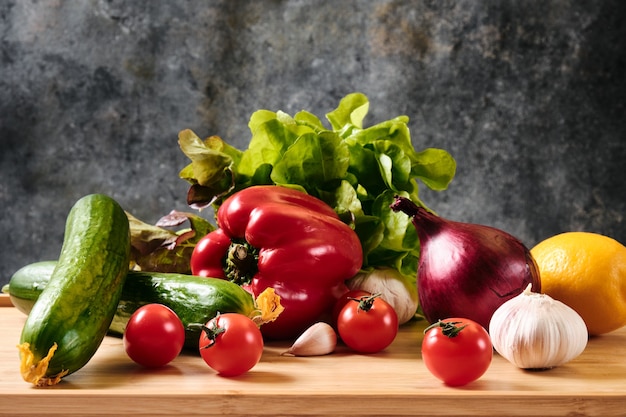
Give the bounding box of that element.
[191,185,363,339]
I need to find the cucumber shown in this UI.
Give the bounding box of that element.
[7,261,262,350]
[113,272,261,349]
[18,194,131,386]
[4,261,57,315]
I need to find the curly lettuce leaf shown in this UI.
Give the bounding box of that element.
[326,92,369,130]
[177,92,456,280]
[270,131,351,191]
[412,147,458,191]
[127,210,214,273]
[178,129,242,208]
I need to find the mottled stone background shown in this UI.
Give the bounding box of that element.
[1,1,625,286]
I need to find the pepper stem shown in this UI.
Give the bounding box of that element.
[224,240,260,285]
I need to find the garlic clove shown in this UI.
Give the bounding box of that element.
[281,322,337,357]
[489,284,588,370]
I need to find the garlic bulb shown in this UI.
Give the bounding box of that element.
[281,322,337,357]
[489,284,588,370]
[345,267,418,325]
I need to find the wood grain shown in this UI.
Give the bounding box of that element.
[1,294,625,416]
[0,293,12,307]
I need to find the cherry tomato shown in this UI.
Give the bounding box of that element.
[421,318,493,386]
[123,304,186,368]
[336,293,399,353]
[199,313,264,376]
[331,289,370,328]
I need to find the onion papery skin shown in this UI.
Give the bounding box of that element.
[390,196,541,330]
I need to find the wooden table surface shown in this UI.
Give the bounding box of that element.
[1,293,625,417]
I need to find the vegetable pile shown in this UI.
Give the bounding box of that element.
[190,185,363,339]
[5,92,621,388]
[177,92,457,291]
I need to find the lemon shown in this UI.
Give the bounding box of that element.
[530,232,626,336]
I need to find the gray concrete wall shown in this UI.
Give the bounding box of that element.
[2,1,624,286]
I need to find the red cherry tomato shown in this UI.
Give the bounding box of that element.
[331,289,370,327]
[336,293,399,353]
[123,304,186,368]
[199,313,264,376]
[421,318,493,386]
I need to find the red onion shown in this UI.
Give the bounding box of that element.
[390,196,541,330]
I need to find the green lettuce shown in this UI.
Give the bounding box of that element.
[178,92,456,282]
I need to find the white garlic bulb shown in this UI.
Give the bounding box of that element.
[346,267,418,325]
[489,283,588,369]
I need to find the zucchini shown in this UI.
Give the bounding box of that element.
[18,194,131,386]
[6,261,279,350]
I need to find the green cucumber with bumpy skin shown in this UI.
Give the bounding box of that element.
[18,194,131,386]
[6,261,279,350]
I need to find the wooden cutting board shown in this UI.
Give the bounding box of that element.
[1,294,625,417]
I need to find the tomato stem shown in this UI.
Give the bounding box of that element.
[424,320,467,338]
[348,293,382,312]
[198,321,226,349]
